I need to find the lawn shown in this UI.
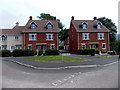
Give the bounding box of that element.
[24,56,86,62]
[96,55,113,58]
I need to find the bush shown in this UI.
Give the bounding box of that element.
[77,48,95,55]
[45,49,59,55]
[0,50,11,57]
[12,49,34,57]
[38,50,43,56]
[24,49,34,56]
[95,50,99,54]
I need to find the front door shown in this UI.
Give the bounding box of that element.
[36,45,46,51]
[90,44,97,49]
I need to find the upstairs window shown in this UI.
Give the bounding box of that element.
[98,33,104,40]
[97,23,102,29]
[46,22,53,29]
[46,34,53,40]
[82,23,87,29]
[30,22,37,29]
[15,35,19,40]
[82,33,89,40]
[29,34,37,41]
[1,35,7,41]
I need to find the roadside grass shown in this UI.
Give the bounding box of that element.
[24,56,86,62]
[96,55,113,58]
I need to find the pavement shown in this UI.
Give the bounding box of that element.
[1,54,119,69]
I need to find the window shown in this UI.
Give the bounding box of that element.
[30,22,37,29]
[28,46,32,50]
[98,33,104,40]
[97,23,102,29]
[46,34,53,40]
[81,43,86,49]
[0,46,1,50]
[29,34,37,41]
[2,45,7,50]
[83,33,89,40]
[1,35,7,41]
[82,23,87,29]
[15,35,19,40]
[46,23,53,29]
[16,45,22,49]
[50,44,55,49]
[11,46,15,50]
[102,43,106,49]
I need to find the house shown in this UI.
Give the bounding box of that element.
[0,16,59,52]
[0,23,24,50]
[68,16,110,53]
[22,16,59,52]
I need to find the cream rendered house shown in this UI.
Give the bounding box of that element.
[0,23,23,51]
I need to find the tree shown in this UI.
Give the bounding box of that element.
[59,28,69,42]
[37,13,64,29]
[97,17,117,43]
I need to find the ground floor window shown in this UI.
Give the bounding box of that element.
[81,43,86,49]
[11,46,15,50]
[102,43,106,49]
[16,45,22,49]
[2,45,7,50]
[50,44,55,49]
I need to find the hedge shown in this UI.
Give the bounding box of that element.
[45,49,59,55]
[77,48,95,55]
[12,49,34,57]
[0,50,11,57]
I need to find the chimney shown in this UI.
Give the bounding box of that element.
[29,16,32,20]
[93,16,97,20]
[16,22,19,26]
[71,16,74,20]
[53,17,56,20]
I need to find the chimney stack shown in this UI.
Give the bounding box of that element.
[53,17,56,20]
[16,22,19,26]
[93,16,97,20]
[71,16,74,20]
[29,16,32,20]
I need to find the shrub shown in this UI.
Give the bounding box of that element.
[45,49,59,55]
[38,50,43,56]
[95,50,99,54]
[77,48,95,55]
[12,49,34,57]
[12,49,24,57]
[0,50,11,57]
[24,49,34,56]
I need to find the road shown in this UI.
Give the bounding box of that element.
[1,58,119,88]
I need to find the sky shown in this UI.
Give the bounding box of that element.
[0,0,119,33]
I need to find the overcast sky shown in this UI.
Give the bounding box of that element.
[0,0,119,33]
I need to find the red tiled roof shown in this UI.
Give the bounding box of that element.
[23,20,59,32]
[72,20,110,32]
[0,26,24,34]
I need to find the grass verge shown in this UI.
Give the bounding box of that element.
[24,56,86,62]
[96,55,113,58]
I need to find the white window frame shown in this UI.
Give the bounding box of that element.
[102,43,106,49]
[15,35,19,40]
[82,33,89,40]
[81,43,86,49]
[29,34,37,41]
[50,44,55,49]
[46,34,53,40]
[98,33,104,40]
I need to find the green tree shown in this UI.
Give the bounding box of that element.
[37,13,64,29]
[97,17,117,43]
[59,28,69,42]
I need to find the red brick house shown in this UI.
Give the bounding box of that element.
[69,16,110,53]
[22,16,59,52]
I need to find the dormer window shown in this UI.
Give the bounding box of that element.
[1,35,7,41]
[46,22,53,29]
[30,22,37,29]
[97,23,102,29]
[82,23,87,29]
